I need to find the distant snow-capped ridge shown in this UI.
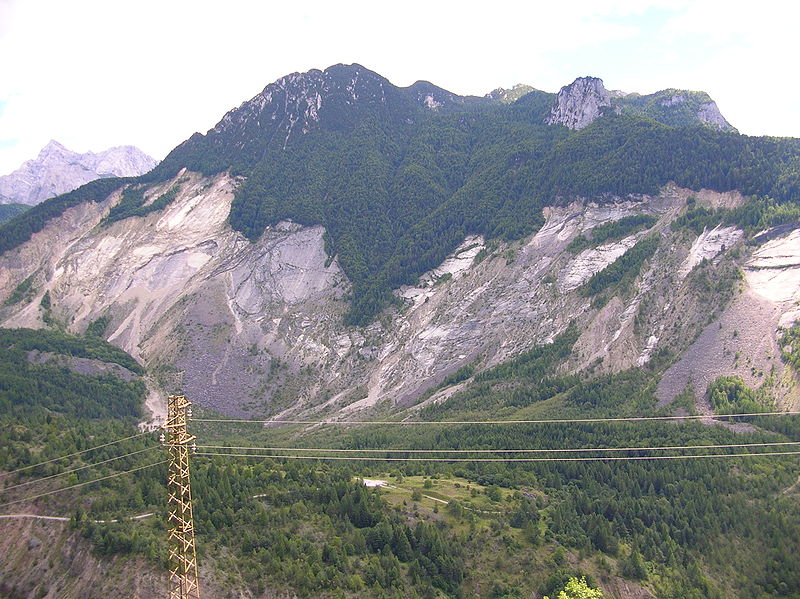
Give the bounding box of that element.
[0,140,158,205]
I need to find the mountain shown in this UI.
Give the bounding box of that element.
[547,76,735,131]
[1,63,800,599]
[0,62,798,420]
[0,140,158,206]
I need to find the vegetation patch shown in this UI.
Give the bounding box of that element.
[580,235,659,297]
[0,328,142,373]
[0,330,144,420]
[2,274,36,307]
[86,315,111,338]
[0,202,29,224]
[567,214,657,253]
[780,321,800,373]
[672,195,800,237]
[707,375,771,414]
[0,176,132,254]
[102,182,182,225]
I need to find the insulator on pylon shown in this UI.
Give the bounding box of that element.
[191,443,197,453]
[160,433,165,444]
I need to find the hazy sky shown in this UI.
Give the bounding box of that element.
[1,0,798,174]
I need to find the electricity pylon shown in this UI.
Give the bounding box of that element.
[163,395,200,599]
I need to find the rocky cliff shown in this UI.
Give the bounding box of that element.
[547,76,617,129]
[1,169,797,422]
[0,140,157,205]
[546,77,735,131]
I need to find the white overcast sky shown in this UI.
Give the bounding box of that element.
[1,0,798,174]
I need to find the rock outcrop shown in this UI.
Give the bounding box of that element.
[547,77,616,130]
[696,100,733,130]
[546,79,734,132]
[0,140,157,205]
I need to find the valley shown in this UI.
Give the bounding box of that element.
[1,63,800,599]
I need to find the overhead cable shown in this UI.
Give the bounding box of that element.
[191,411,800,426]
[195,441,800,454]
[0,431,153,479]
[194,451,800,463]
[0,446,160,494]
[0,461,167,510]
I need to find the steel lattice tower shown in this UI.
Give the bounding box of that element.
[163,394,200,599]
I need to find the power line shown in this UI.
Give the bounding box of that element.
[194,451,800,463]
[0,461,167,510]
[0,446,160,495]
[0,431,153,479]
[0,512,155,523]
[194,441,800,455]
[191,411,800,426]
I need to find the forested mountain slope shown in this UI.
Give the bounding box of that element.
[1,64,799,420]
[1,63,800,599]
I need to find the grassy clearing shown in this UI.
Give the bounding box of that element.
[366,474,514,515]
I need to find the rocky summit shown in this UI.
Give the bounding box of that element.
[0,140,157,205]
[547,76,616,129]
[548,76,735,131]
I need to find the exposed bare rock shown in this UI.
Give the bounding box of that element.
[558,236,641,292]
[2,172,793,417]
[746,228,800,303]
[0,140,157,205]
[658,225,800,409]
[547,77,616,130]
[656,289,785,407]
[0,515,165,599]
[696,101,733,130]
[26,350,137,381]
[678,225,743,279]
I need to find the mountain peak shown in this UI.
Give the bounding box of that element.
[38,139,71,159]
[211,63,397,143]
[0,142,157,205]
[545,76,735,132]
[197,64,477,168]
[43,139,67,151]
[547,76,615,130]
[486,84,537,104]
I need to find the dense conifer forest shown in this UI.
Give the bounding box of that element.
[2,326,799,598]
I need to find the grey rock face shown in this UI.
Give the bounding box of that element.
[547,77,616,130]
[661,94,686,107]
[0,140,157,205]
[696,101,732,130]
